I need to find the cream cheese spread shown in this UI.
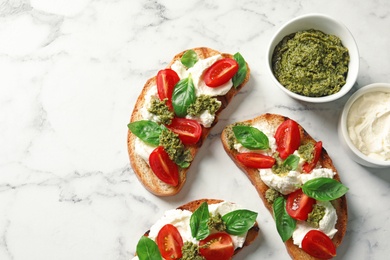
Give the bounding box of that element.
[134,137,156,165]
[186,109,216,128]
[147,201,250,249]
[292,201,338,247]
[171,54,233,97]
[347,91,390,161]
[140,85,161,123]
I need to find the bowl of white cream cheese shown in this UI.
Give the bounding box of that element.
[338,83,390,168]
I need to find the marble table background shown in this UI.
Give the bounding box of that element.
[1,0,389,259]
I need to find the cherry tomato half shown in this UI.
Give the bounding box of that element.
[203,58,238,88]
[286,189,315,221]
[166,117,202,145]
[274,119,301,160]
[236,153,276,169]
[157,69,180,110]
[302,141,323,173]
[156,224,184,260]
[302,230,336,259]
[199,232,235,260]
[149,146,179,186]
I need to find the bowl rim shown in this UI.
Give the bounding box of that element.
[267,13,359,103]
[340,83,390,166]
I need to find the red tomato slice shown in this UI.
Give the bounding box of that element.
[236,153,276,168]
[149,146,179,186]
[157,69,180,110]
[199,232,235,260]
[156,224,184,260]
[303,141,323,173]
[166,117,202,145]
[203,58,238,88]
[302,230,336,259]
[274,119,301,160]
[286,189,315,221]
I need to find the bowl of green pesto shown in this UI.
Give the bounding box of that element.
[267,13,359,103]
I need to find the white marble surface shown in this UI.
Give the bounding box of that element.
[0,0,389,259]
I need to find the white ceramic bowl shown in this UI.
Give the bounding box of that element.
[267,13,359,103]
[338,83,390,168]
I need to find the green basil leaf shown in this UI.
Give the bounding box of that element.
[232,52,248,88]
[172,75,196,117]
[128,120,163,146]
[283,154,300,171]
[222,209,258,235]
[190,201,210,240]
[136,236,162,260]
[233,125,269,150]
[302,177,349,201]
[273,197,296,242]
[181,49,199,68]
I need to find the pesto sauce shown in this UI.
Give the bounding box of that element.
[271,156,292,176]
[208,213,226,232]
[307,204,326,228]
[265,188,282,204]
[187,95,221,116]
[148,98,174,125]
[159,129,192,168]
[181,242,205,260]
[224,122,250,150]
[272,29,350,97]
[298,142,315,162]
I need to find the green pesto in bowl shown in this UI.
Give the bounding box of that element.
[272,29,350,97]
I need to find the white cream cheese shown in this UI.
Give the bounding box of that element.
[347,91,390,161]
[147,201,252,250]
[292,201,338,248]
[259,166,336,195]
[148,209,197,245]
[134,137,156,165]
[186,109,217,128]
[170,54,233,97]
[260,169,301,195]
[139,85,161,123]
[299,168,336,184]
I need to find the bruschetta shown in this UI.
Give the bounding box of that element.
[127,47,250,196]
[221,113,348,260]
[133,199,259,260]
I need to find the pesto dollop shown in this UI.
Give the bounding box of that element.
[307,204,326,228]
[148,98,174,125]
[159,129,192,168]
[207,213,226,232]
[271,156,293,175]
[224,122,250,150]
[265,188,282,204]
[187,95,221,116]
[272,29,350,97]
[298,142,315,162]
[181,242,205,260]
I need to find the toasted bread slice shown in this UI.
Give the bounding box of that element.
[128,47,250,196]
[221,113,347,260]
[140,199,259,257]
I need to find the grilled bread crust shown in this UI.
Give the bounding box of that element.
[221,113,347,260]
[128,47,250,196]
